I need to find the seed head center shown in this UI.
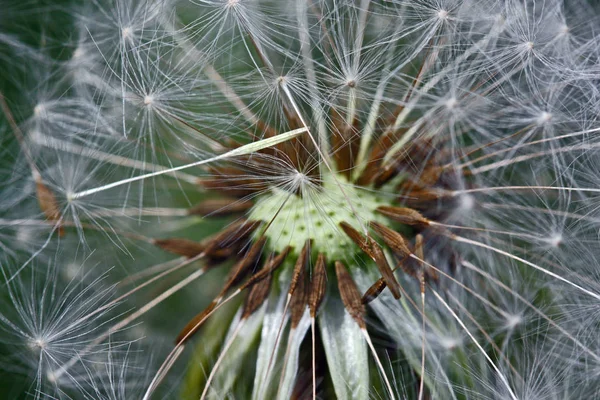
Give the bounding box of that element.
[249,173,388,261]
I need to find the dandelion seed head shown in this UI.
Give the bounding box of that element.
[72,46,85,59]
[445,97,458,110]
[249,172,387,261]
[525,41,535,50]
[143,95,154,106]
[4,0,600,398]
[438,335,462,351]
[121,26,132,39]
[458,194,475,211]
[33,103,46,117]
[537,111,552,125]
[547,233,563,248]
[504,314,523,329]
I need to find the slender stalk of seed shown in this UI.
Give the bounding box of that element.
[296,2,329,159]
[454,186,600,196]
[199,319,246,400]
[339,222,402,298]
[88,207,190,217]
[309,254,327,400]
[147,267,275,400]
[425,222,551,242]
[455,126,600,171]
[174,238,267,344]
[157,15,272,136]
[445,290,524,384]
[52,252,208,380]
[188,198,254,217]
[0,92,64,236]
[0,91,38,178]
[415,253,577,381]
[176,246,289,345]
[353,39,395,179]
[469,143,600,174]
[414,235,427,400]
[200,277,272,400]
[450,235,600,301]
[118,257,186,286]
[258,241,310,399]
[276,254,309,398]
[368,226,580,379]
[29,133,200,185]
[279,81,370,235]
[335,261,396,400]
[461,259,600,362]
[69,127,308,200]
[6,221,63,283]
[383,23,520,165]
[157,108,227,151]
[481,203,600,224]
[430,288,518,400]
[377,206,600,301]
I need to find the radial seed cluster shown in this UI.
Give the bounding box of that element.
[2,0,600,399]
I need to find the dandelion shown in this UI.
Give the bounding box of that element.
[2,0,600,399]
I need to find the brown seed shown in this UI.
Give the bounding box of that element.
[153,238,206,258]
[419,166,444,186]
[203,219,262,255]
[289,240,311,296]
[239,246,292,290]
[339,222,401,299]
[222,237,267,291]
[175,301,218,345]
[355,132,396,186]
[369,241,402,300]
[373,164,399,188]
[242,276,272,319]
[308,254,327,318]
[376,206,430,227]
[198,167,269,196]
[288,240,311,328]
[290,264,308,328]
[334,261,366,328]
[361,277,386,304]
[36,180,65,236]
[330,108,359,179]
[369,221,411,258]
[414,234,440,284]
[414,234,427,294]
[414,234,425,265]
[174,239,270,345]
[187,198,254,217]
